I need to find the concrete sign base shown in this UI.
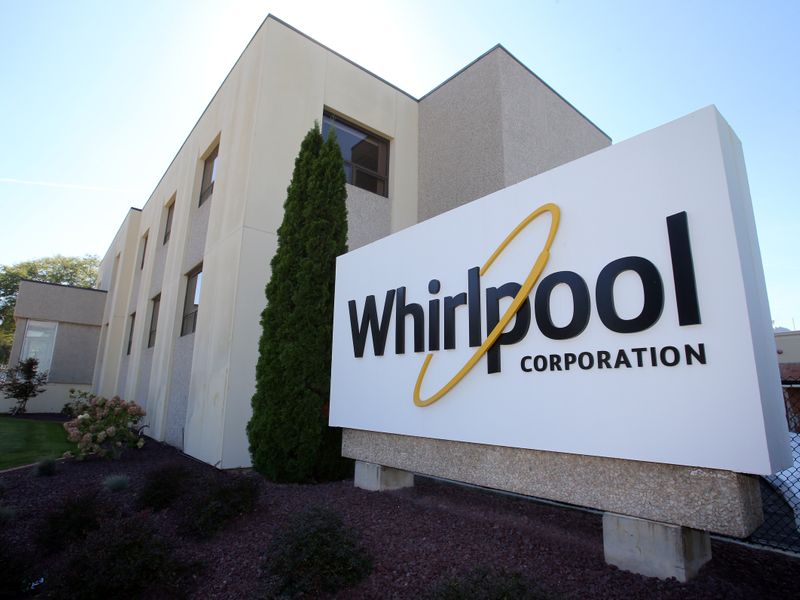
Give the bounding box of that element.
[603,513,712,582]
[354,461,415,492]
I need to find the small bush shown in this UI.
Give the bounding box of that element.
[424,568,557,600]
[35,457,57,477]
[263,507,371,598]
[0,505,16,526]
[37,492,100,554]
[103,474,131,492]
[0,540,36,600]
[62,389,91,418]
[136,464,191,511]
[56,514,198,600]
[179,475,259,540]
[63,392,146,459]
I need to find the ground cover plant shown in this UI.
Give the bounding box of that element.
[0,437,798,599]
[0,416,74,470]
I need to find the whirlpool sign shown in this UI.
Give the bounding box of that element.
[329,107,792,475]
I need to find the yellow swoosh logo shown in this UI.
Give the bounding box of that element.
[413,203,561,407]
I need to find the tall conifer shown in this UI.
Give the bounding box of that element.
[247,123,350,482]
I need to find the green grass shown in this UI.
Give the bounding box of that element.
[0,417,75,470]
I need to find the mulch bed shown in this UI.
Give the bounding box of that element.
[1,439,797,599]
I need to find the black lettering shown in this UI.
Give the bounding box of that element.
[631,347,646,367]
[660,346,680,366]
[578,352,594,369]
[348,290,395,358]
[443,292,467,350]
[614,349,632,368]
[667,212,701,326]
[521,356,532,372]
[486,282,531,374]
[597,350,612,369]
[534,271,591,340]
[550,354,562,370]
[596,257,664,333]
[533,355,548,371]
[395,287,425,354]
[468,267,482,347]
[685,343,706,365]
[564,352,577,370]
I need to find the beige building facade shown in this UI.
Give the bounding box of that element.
[90,16,610,468]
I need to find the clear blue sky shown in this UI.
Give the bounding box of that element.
[1,1,798,327]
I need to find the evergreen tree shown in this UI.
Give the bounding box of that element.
[247,123,350,482]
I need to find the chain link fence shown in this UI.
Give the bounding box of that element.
[745,377,800,553]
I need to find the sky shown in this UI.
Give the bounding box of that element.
[0,0,798,328]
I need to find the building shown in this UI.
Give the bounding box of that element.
[21,15,611,467]
[2,279,105,413]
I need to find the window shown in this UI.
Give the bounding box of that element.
[20,320,57,373]
[126,313,136,356]
[322,112,389,197]
[163,200,175,244]
[181,266,202,336]
[199,145,218,206]
[140,233,148,270]
[148,294,160,348]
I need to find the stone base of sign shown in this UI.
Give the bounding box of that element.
[354,460,415,492]
[342,429,763,538]
[603,512,712,581]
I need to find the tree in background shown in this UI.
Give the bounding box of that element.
[247,123,350,482]
[0,255,100,364]
[2,357,48,414]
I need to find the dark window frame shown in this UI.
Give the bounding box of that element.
[198,145,219,206]
[126,312,136,356]
[181,266,202,336]
[322,112,389,197]
[140,233,148,270]
[148,294,160,348]
[163,199,175,245]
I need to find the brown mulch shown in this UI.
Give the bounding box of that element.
[0,439,797,599]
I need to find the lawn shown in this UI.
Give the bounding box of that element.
[0,416,75,470]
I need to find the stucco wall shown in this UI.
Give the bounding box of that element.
[776,331,800,363]
[418,46,610,221]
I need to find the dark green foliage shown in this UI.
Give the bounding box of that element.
[37,492,100,554]
[2,357,47,415]
[136,464,190,511]
[178,475,259,539]
[103,473,131,492]
[247,123,350,482]
[263,507,371,598]
[0,538,36,599]
[34,457,57,477]
[56,514,198,600]
[425,568,558,600]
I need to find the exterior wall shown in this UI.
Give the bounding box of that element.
[6,280,105,412]
[91,16,418,468]
[418,46,610,221]
[93,209,141,397]
[776,331,800,363]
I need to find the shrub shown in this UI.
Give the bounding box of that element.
[178,475,259,540]
[0,539,36,600]
[263,507,371,598]
[424,568,557,600]
[0,505,15,526]
[62,388,91,418]
[56,514,198,600]
[136,464,191,511]
[247,123,351,483]
[2,357,47,415]
[37,492,100,554]
[35,457,57,477]
[63,392,146,459]
[103,474,131,492]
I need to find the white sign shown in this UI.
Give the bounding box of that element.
[330,107,792,475]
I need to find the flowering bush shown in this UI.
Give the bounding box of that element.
[63,392,146,459]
